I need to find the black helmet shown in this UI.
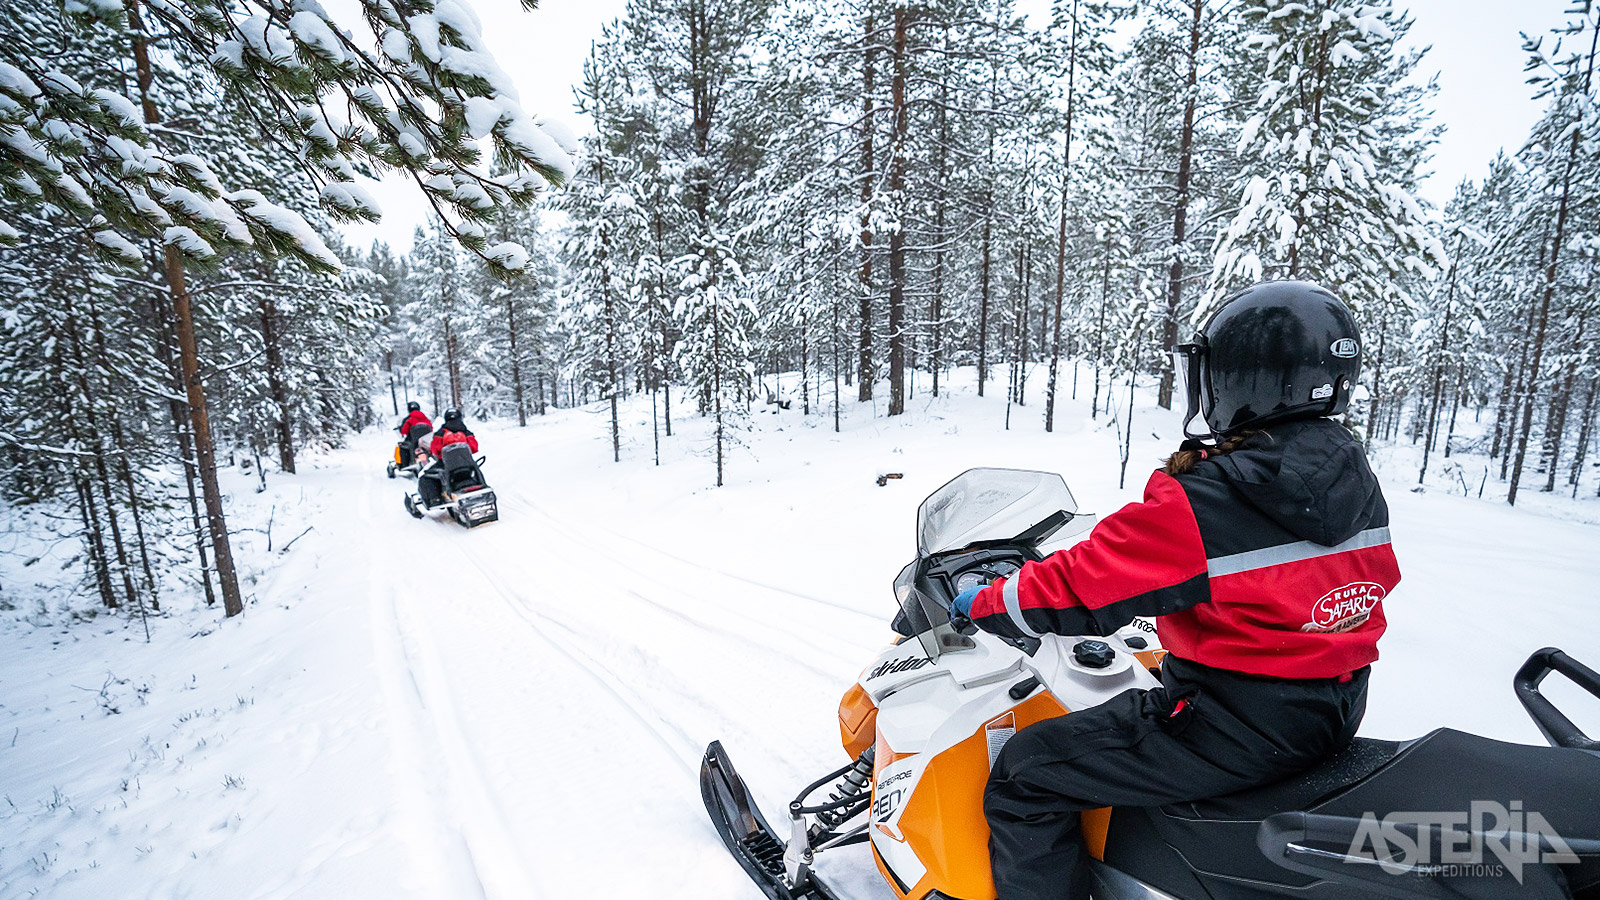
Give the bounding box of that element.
[1174,280,1361,439]
[407,401,421,413]
[443,408,462,422]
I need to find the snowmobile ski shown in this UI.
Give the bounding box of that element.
[700,741,844,900]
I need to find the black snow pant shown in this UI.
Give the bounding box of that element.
[418,466,443,507]
[983,656,1369,900]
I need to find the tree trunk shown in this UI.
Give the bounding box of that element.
[887,7,909,417]
[147,285,214,608]
[258,294,295,474]
[1044,0,1080,434]
[75,473,118,609]
[129,1,242,615]
[1091,236,1112,418]
[444,317,462,410]
[931,54,950,399]
[1569,378,1598,497]
[508,291,526,427]
[600,213,620,461]
[1159,0,1204,410]
[165,249,244,616]
[1419,240,1460,483]
[857,13,877,404]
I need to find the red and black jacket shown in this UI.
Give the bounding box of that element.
[398,410,431,434]
[430,424,478,455]
[969,419,1399,680]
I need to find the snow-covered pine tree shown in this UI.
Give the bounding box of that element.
[1502,7,1600,505]
[1206,0,1442,325]
[566,35,648,461]
[1042,0,1122,433]
[622,0,769,483]
[404,221,473,411]
[674,232,757,487]
[1115,0,1245,409]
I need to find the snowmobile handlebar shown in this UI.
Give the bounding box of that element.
[1514,647,1600,752]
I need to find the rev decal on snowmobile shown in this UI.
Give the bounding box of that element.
[867,656,933,680]
[1302,581,1385,633]
[873,787,906,825]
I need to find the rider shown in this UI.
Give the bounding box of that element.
[418,409,479,506]
[397,401,431,437]
[428,408,479,456]
[951,280,1400,900]
[396,401,432,459]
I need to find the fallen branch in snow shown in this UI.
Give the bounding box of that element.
[279,527,314,554]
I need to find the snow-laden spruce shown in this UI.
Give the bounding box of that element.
[1206,0,1444,319]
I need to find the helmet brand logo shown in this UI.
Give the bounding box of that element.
[1331,338,1359,358]
[1311,383,1334,401]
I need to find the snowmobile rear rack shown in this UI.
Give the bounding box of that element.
[1516,647,1600,751]
[700,742,845,900]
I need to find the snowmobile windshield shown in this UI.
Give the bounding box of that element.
[893,562,968,662]
[917,468,1082,557]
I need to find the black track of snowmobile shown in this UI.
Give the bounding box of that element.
[701,741,844,900]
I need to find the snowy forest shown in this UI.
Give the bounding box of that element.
[3,0,1600,625]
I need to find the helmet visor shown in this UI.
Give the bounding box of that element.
[1172,342,1207,438]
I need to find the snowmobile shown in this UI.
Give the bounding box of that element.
[403,442,498,527]
[701,467,1600,900]
[387,421,434,479]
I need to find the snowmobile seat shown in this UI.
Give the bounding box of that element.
[1112,730,1600,899]
[406,421,432,447]
[440,443,486,493]
[1167,728,1600,828]
[1162,736,1405,821]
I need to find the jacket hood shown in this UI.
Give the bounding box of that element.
[1210,419,1380,546]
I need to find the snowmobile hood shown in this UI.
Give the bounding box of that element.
[1210,418,1380,547]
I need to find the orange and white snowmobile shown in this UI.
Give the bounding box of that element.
[701,468,1600,900]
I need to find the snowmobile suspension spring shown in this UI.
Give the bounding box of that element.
[813,747,875,831]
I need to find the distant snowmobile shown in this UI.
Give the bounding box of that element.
[404,443,498,527]
[388,420,434,479]
[701,467,1600,900]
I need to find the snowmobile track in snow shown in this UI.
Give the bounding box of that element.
[492,491,873,674]
[361,479,543,900]
[502,488,883,621]
[453,543,705,773]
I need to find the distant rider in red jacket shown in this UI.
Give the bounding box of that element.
[397,401,431,437]
[952,281,1400,900]
[429,408,479,456]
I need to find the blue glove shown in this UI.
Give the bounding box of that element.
[951,586,983,619]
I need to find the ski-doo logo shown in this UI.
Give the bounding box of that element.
[1331,338,1359,358]
[1311,383,1335,401]
[1346,801,1578,883]
[868,657,933,680]
[1303,582,1385,633]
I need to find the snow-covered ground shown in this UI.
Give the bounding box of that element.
[3,366,1599,899]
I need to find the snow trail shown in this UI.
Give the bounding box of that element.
[4,383,1599,900]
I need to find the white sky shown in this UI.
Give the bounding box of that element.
[338,0,1574,254]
